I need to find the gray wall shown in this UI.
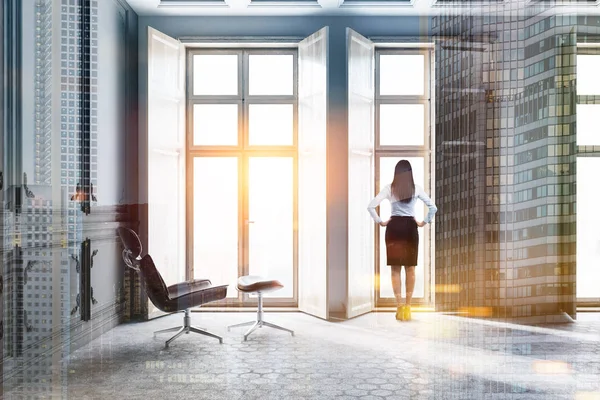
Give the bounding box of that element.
[87,0,138,325]
[137,15,428,316]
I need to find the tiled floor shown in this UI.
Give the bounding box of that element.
[4,312,600,399]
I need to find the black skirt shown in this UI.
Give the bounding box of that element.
[385,216,419,266]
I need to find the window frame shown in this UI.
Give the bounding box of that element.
[185,48,299,308]
[187,49,298,152]
[373,47,435,308]
[576,45,600,306]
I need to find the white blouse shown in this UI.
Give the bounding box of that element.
[367,184,438,224]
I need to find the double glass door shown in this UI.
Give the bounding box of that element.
[191,154,297,305]
[188,49,298,306]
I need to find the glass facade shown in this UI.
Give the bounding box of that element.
[433,3,600,322]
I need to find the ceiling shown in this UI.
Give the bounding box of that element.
[127,0,600,17]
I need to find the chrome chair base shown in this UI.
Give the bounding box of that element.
[154,308,223,347]
[227,292,295,341]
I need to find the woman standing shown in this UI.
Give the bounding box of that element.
[367,160,437,321]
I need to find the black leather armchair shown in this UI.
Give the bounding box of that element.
[118,228,228,347]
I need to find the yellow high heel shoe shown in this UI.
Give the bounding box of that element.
[403,305,412,321]
[396,306,405,321]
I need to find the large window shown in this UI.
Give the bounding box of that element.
[576,48,600,303]
[187,49,298,306]
[374,48,434,307]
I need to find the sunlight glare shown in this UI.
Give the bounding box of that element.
[380,54,425,96]
[249,54,294,96]
[380,104,425,146]
[576,393,600,400]
[248,157,294,298]
[193,157,239,297]
[576,104,600,146]
[248,104,294,146]
[458,307,492,317]
[193,104,238,146]
[532,361,572,375]
[576,158,600,298]
[193,54,238,95]
[435,284,461,294]
[577,55,600,96]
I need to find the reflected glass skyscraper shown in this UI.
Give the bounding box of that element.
[34,0,52,186]
[432,2,598,323]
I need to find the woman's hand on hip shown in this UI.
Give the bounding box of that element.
[415,220,426,227]
[379,220,390,227]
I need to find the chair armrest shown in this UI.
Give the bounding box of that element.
[167,279,212,299]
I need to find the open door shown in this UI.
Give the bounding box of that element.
[147,27,186,318]
[298,27,328,320]
[346,29,375,319]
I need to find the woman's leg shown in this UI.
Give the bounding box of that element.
[404,266,416,305]
[390,266,402,306]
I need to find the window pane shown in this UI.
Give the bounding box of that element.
[193,157,239,297]
[380,104,425,146]
[193,54,238,96]
[248,104,294,146]
[380,54,424,96]
[379,157,425,299]
[249,54,294,96]
[577,104,600,146]
[248,157,294,297]
[577,55,600,96]
[577,157,600,299]
[193,104,238,146]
